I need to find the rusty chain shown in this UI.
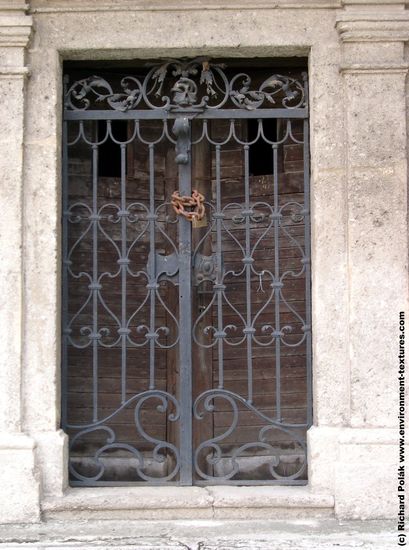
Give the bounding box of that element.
[171,189,205,222]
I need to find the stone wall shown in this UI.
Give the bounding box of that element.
[0,0,407,523]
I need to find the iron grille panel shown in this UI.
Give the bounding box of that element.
[62,58,312,486]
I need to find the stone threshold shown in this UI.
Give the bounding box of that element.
[43,486,334,520]
[0,518,395,549]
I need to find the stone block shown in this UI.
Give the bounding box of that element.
[0,433,40,523]
[33,430,68,497]
[308,426,340,493]
[335,429,398,519]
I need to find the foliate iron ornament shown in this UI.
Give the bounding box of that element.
[65,58,306,112]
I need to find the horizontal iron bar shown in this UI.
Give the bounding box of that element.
[69,479,308,487]
[64,108,308,121]
[70,481,182,487]
[194,479,308,486]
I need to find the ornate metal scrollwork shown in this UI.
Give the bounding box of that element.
[63,58,311,485]
[64,58,306,112]
[193,390,307,482]
[69,391,181,483]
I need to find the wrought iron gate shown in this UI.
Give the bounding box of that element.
[62,59,312,486]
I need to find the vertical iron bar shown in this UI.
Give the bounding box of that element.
[215,145,224,389]
[303,117,313,427]
[148,144,156,390]
[243,145,253,404]
[174,117,193,485]
[273,143,281,422]
[120,142,127,403]
[92,143,99,423]
[61,115,69,428]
